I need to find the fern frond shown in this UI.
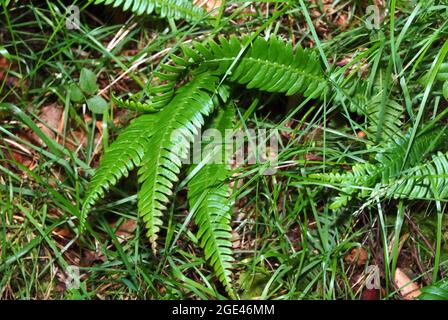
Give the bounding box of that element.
[385,151,448,200]
[348,83,404,142]
[188,104,235,297]
[310,128,448,209]
[310,162,378,210]
[376,128,448,182]
[93,0,207,22]
[80,114,156,231]
[155,35,328,100]
[137,73,222,251]
[220,36,327,98]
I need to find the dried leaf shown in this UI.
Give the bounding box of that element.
[345,247,368,267]
[394,268,421,300]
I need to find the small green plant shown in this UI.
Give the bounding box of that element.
[69,68,109,114]
[80,35,327,297]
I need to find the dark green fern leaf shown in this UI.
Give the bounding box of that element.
[419,278,448,300]
[310,162,379,210]
[188,104,235,298]
[377,128,448,182]
[345,73,404,142]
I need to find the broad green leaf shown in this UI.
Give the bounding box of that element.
[79,68,98,95]
[86,95,108,114]
[69,84,85,103]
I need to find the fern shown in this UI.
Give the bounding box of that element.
[81,114,156,231]
[384,151,448,200]
[137,72,223,251]
[149,35,329,107]
[194,36,327,98]
[81,35,327,296]
[311,128,448,209]
[188,104,235,298]
[114,96,164,113]
[420,278,448,300]
[92,0,207,22]
[343,72,404,142]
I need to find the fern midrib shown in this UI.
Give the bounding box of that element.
[246,56,323,82]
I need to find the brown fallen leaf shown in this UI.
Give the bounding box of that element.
[115,218,138,243]
[231,230,240,249]
[33,103,63,146]
[52,227,72,238]
[193,0,221,14]
[2,138,35,171]
[394,267,421,300]
[345,247,368,267]
[81,249,107,266]
[361,288,380,300]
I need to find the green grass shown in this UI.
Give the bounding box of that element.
[1,0,448,300]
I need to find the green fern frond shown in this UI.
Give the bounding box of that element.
[310,162,379,210]
[347,76,404,142]
[92,0,207,22]
[385,151,448,200]
[80,114,156,231]
[155,35,328,100]
[188,104,235,298]
[80,35,329,295]
[376,128,448,182]
[310,128,448,209]
[137,72,222,251]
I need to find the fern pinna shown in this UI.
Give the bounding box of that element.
[81,35,327,297]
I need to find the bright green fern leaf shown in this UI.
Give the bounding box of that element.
[310,128,448,209]
[114,96,163,113]
[344,72,404,142]
[384,151,448,200]
[92,0,207,22]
